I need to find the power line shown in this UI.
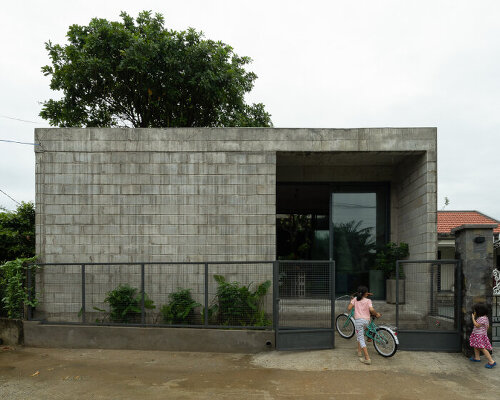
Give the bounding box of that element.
[0,189,20,205]
[0,139,41,146]
[0,114,41,124]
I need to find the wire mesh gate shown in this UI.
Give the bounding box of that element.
[395,259,461,351]
[274,260,335,350]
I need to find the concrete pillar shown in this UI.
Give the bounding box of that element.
[453,224,495,356]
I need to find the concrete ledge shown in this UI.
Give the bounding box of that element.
[0,318,24,345]
[23,321,274,353]
[451,224,497,234]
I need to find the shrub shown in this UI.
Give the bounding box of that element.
[0,202,35,264]
[160,288,201,324]
[0,257,38,319]
[102,284,155,323]
[375,242,410,279]
[208,275,271,327]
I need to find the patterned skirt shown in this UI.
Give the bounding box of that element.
[469,333,492,350]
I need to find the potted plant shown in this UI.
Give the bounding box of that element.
[374,242,409,304]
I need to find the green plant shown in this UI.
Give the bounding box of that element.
[161,288,201,324]
[0,257,38,319]
[208,275,271,327]
[374,242,409,279]
[277,214,313,260]
[0,202,35,264]
[103,284,155,323]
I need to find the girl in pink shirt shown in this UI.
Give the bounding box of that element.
[347,286,381,365]
[469,303,496,368]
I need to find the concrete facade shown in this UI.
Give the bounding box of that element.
[35,127,437,263]
[34,127,437,321]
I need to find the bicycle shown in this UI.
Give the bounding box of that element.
[335,296,399,357]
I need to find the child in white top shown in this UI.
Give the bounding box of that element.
[347,286,381,365]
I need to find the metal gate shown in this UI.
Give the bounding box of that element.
[493,296,500,345]
[395,259,461,351]
[274,260,335,350]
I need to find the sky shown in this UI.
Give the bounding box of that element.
[1,0,499,219]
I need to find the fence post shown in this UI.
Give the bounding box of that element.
[204,263,209,327]
[81,264,86,323]
[330,260,335,347]
[430,264,434,315]
[456,259,462,337]
[27,264,32,321]
[395,261,399,329]
[273,261,279,333]
[141,264,145,324]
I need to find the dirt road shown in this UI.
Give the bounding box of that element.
[1,344,498,399]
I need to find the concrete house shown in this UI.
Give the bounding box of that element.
[34,127,437,323]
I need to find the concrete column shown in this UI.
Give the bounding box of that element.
[453,224,496,356]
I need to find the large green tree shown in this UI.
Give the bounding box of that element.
[40,11,272,128]
[0,202,35,264]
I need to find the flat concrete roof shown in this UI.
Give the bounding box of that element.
[35,127,437,154]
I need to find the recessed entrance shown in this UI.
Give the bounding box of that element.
[277,183,389,297]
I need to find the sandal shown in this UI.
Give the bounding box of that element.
[469,357,481,362]
[485,362,496,369]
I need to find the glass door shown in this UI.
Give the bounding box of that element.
[330,191,387,298]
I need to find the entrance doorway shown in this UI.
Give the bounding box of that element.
[277,183,389,298]
[330,191,388,298]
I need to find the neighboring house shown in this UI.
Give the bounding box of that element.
[438,210,500,266]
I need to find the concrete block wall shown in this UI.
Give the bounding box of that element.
[395,149,437,313]
[35,129,280,319]
[36,151,276,264]
[34,127,437,320]
[395,151,437,259]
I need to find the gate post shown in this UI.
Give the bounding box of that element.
[273,261,279,335]
[453,224,496,356]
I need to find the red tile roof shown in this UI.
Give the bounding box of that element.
[438,211,500,234]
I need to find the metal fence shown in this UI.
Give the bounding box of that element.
[493,295,500,345]
[395,260,460,331]
[277,261,333,329]
[394,260,461,351]
[274,260,335,350]
[29,262,274,329]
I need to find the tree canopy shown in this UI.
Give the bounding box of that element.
[0,202,35,264]
[40,11,272,128]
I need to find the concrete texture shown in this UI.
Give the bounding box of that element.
[34,127,437,265]
[0,337,499,400]
[34,127,437,322]
[0,318,23,345]
[454,224,496,356]
[23,321,274,354]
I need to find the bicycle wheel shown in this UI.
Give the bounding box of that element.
[373,327,398,357]
[335,313,355,339]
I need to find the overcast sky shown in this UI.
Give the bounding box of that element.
[1,0,499,219]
